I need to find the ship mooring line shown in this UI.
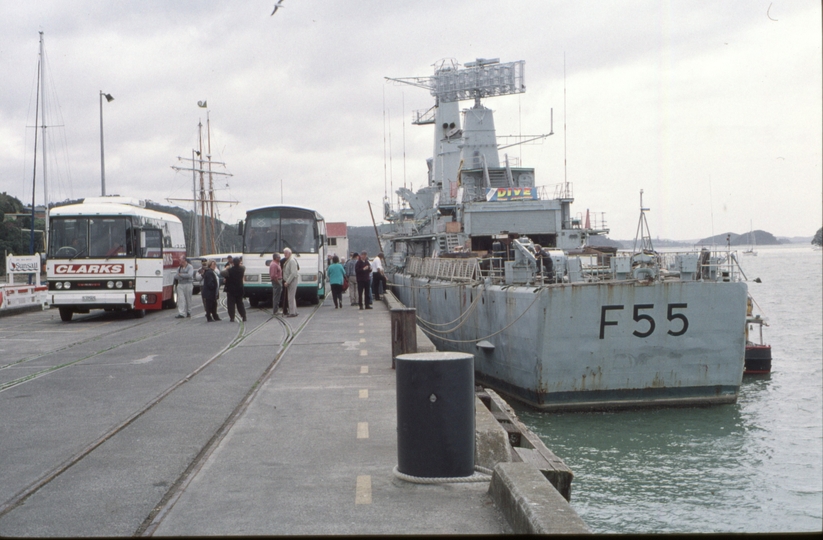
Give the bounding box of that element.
[392,465,493,484]
[415,283,486,333]
[417,286,547,344]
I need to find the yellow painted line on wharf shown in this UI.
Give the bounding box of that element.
[355,475,372,504]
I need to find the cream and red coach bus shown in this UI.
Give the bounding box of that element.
[46,196,186,321]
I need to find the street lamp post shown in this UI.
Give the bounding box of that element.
[99,91,114,196]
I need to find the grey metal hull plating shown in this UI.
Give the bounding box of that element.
[391,274,748,411]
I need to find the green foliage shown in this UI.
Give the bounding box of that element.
[0,193,34,274]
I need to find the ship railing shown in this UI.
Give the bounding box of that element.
[404,256,481,282]
[649,249,742,282]
[552,182,574,200]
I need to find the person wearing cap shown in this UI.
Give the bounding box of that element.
[176,256,196,319]
[344,252,359,306]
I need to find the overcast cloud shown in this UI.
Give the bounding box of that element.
[2,0,820,242]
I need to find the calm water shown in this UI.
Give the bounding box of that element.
[515,245,823,534]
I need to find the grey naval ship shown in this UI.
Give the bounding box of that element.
[379,58,749,411]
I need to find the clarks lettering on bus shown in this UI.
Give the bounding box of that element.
[53,264,125,275]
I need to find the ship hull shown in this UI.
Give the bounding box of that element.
[391,274,747,411]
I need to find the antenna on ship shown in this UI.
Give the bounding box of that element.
[563,51,569,198]
[633,189,655,253]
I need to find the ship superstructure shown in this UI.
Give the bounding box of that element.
[380,58,748,411]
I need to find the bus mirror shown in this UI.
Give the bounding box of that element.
[237,220,244,236]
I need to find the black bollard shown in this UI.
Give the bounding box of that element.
[395,352,475,478]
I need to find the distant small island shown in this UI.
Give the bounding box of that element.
[695,230,782,247]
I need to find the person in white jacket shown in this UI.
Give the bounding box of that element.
[282,247,299,317]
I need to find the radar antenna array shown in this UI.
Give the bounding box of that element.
[386,58,525,103]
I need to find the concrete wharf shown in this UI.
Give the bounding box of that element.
[0,293,589,535]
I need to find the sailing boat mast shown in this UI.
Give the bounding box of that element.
[29,35,42,255]
[29,32,49,254]
[206,112,217,254]
[169,108,234,256]
[40,31,48,253]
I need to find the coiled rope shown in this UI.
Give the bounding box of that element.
[392,465,493,484]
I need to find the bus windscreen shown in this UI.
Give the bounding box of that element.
[244,209,317,254]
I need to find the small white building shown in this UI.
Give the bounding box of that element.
[326,222,348,261]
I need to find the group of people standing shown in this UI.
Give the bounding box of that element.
[331,251,386,310]
[174,248,384,323]
[175,256,225,322]
[267,248,300,318]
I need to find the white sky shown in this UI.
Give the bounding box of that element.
[1,0,820,240]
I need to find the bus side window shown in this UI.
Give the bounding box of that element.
[140,229,163,258]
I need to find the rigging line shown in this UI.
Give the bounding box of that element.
[418,286,547,344]
[382,86,388,199]
[415,284,485,331]
[388,108,393,204]
[402,91,407,192]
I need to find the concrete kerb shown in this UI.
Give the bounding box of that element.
[383,289,587,533]
[0,303,47,318]
[489,462,591,534]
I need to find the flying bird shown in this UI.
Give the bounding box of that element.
[271,0,285,15]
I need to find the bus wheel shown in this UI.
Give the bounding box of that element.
[164,284,178,309]
[58,307,73,322]
[249,296,260,307]
[310,295,319,305]
[133,308,146,319]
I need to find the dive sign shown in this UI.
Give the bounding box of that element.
[486,187,538,201]
[599,303,689,339]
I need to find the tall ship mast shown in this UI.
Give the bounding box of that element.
[380,58,749,411]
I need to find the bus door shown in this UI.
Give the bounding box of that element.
[136,228,164,309]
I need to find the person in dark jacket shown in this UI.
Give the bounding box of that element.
[221,256,247,322]
[202,260,222,322]
[355,250,372,310]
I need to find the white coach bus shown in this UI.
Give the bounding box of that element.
[236,205,327,306]
[46,196,186,321]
